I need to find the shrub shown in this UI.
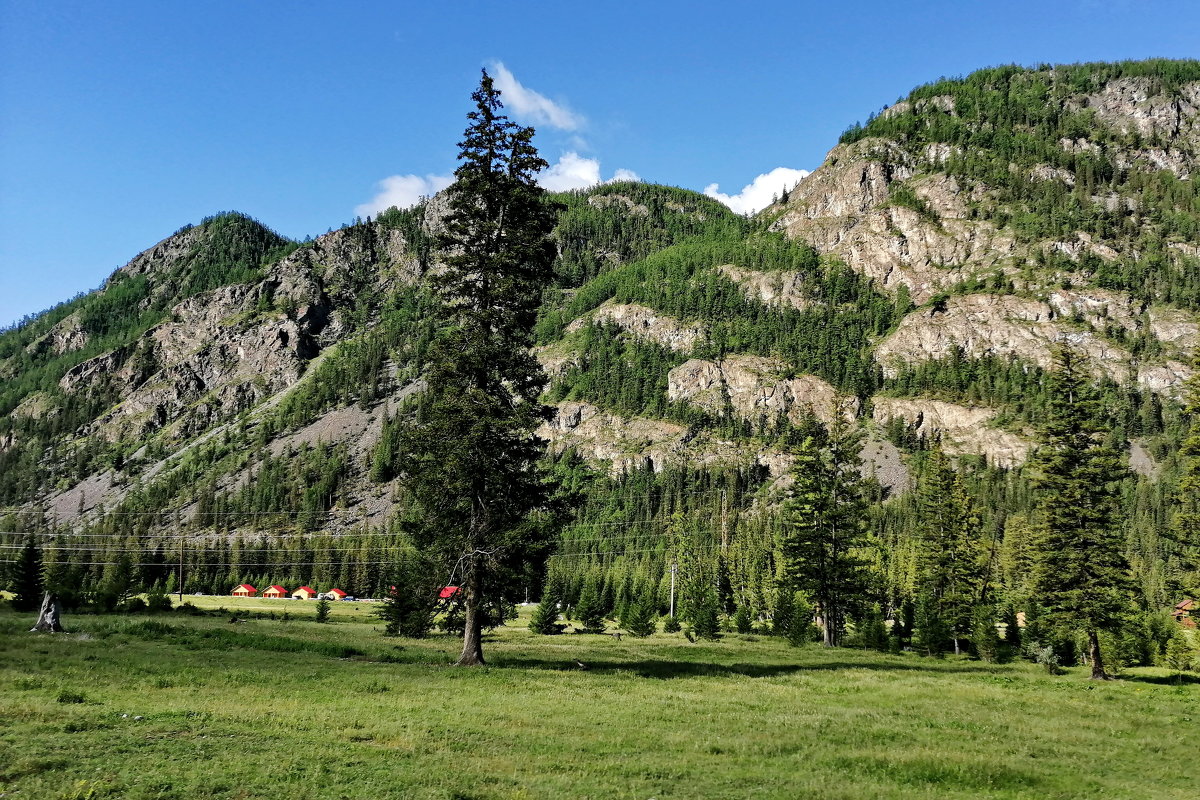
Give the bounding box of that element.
[145,587,173,613]
[121,598,147,614]
[1034,645,1062,675]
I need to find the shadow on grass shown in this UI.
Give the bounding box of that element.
[1121,672,1200,686]
[487,655,995,679]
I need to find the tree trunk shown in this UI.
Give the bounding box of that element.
[455,563,485,666]
[953,636,961,656]
[821,606,835,647]
[30,592,64,633]
[1088,629,1110,680]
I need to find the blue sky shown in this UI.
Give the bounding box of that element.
[2,0,1198,327]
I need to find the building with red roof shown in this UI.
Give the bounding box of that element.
[1173,599,1196,628]
[262,585,288,599]
[291,586,318,600]
[327,588,348,600]
[232,584,257,597]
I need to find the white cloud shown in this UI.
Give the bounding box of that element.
[608,168,642,184]
[704,167,811,215]
[490,61,583,131]
[354,173,453,218]
[537,152,640,192]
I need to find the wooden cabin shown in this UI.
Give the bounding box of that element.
[1173,599,1196,628]
[262,585,288,599]
[327,588,347,600]
[292,586,318,600]
[232,584,257,597]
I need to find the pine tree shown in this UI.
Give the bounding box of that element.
[776,429,867,647]
[621,593,657,637]
[575,575,605,633]
[1029,348,1132,679]
[1171,362,1200,596]
[914,449,986,654]
[914,593,951,656]
[529,575,563,635]
[733,603,753,634]
[396,70,560,665]
[315,597,331,623]
[375,555,438,638]
[692,588,721,640]
[11,534,43,612]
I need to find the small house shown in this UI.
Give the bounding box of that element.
[262,585,288,599]
[1173,599,1196,628]
[327,588,348,600]
[292,586,318,600]
[232,584,257,597]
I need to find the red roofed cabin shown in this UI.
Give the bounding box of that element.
[292,586,318,600]
[262,585,288,599]
[1173,599,1197,628]
[232,584,257,598]
[327,588,347,600]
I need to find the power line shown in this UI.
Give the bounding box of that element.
[0,484,752,519]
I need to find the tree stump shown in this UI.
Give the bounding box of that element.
[30,591,64,633]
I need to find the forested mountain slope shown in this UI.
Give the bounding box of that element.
[3,60,1200,664]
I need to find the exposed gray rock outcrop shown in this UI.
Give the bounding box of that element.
[667,355,858,427]
[538,400,792,478]
[875,293,1195,393]
[871,397,1030,468]
[772,141,1015,304]
[717,265,811,310]
[566,301,705,352]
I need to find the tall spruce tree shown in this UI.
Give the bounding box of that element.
[397,70,560,666]
[776,428,867,647]
[914,449,986,655]
[11,534,44,613]
[1029,348,1131,679]
[1171,361,1200,597]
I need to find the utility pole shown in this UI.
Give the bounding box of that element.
[720,488,729,551]
[669,561,677,618]
[177,515,185,603]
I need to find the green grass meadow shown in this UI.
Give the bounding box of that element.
[1,598,1197,799]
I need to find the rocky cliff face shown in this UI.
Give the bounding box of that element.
[717,265,811,310]
[871,397,1030,468]
[51,218,423,446]
[538,400,794,478]
[566,301,706,352]
[772,140,1016,304]
[873,292,1193,394]
[667,355,858,426]
[1076,77,1200,179]
[770,71,1200,400]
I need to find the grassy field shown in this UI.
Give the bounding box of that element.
[1,599,1197,800]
